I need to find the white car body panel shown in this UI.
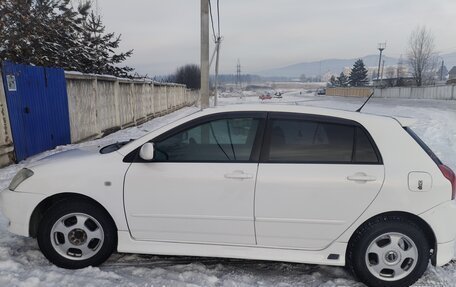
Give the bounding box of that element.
[116,231,349,266]
[1,104,455,269]
[255,164,384,250]
[124,162,258,244]
[15,148,131,232]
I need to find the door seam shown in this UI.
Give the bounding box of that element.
[253,162,260,245]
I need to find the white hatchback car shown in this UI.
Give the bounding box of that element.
[1,105,455,287]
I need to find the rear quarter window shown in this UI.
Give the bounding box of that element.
[405,127,442,165]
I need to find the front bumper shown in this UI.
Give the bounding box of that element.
[0,189,46,237]
[420,200,456,266]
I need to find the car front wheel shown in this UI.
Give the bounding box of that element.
[37,199,117,269]
[347,216,430,287]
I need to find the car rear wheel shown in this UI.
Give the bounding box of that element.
[347,216,430,287]
[37,199,117,269]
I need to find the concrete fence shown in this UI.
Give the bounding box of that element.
[327,85,456,100]
[326,87,373,97]
[372,85,456,100]
[65,72,197,143]
[0,69,197,166]
[0,75,14,166]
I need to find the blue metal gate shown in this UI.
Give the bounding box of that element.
[1,62,71,162]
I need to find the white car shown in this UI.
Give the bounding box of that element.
[1,105,456,287]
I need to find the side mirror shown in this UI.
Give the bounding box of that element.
[139,142,155,161]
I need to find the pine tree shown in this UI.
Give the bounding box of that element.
[349,59,369,87]
[0,0,133,77]
[337,72,349,87]
[82,11,133,76]
[329,75,337,87]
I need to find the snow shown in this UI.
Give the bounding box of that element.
[0,92,456,286]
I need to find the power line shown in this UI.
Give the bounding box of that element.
[208,0,217,42]
[217,0,221,36]
[208,0,223,106]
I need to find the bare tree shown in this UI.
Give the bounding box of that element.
[172,64,201,90]
[407,26,437,86]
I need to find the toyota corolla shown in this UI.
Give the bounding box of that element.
[1,105,455,287]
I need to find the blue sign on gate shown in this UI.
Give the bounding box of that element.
[1,62,71,162]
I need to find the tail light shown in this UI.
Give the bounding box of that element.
[439,164,456,200]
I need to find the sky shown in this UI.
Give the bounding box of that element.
[96,0,456,76]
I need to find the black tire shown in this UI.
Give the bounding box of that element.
[37,199,117,269]
[347,215,430,287]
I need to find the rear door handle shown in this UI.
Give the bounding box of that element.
[224,170,253,180]
[347,173,377,182]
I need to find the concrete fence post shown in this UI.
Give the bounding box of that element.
[113,80,121,128]
[142,82,146,119]
[92,77,100,136]
[156,85,160,115]
[0,70,14,166]
[130,82,135,124]
[150,83,155,116]
[174,86,177,108]
[166,86,169,112]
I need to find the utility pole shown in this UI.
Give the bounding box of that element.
[319,61,322,82]
[377,42,386,83]
[214,37,221,106]
[200,0,210,108]
[236,59,242,90]
[440,60,445,81]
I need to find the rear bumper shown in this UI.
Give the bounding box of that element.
[0,189,46,237]
[435,240,455,266]
[420,200,456,266]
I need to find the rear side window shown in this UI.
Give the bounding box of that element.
[265,118,381,164]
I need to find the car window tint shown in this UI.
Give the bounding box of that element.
[354,127,379,163]
[155,118,259,162]
[268,119,354,163]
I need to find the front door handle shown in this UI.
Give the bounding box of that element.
[347,173,377,182]
[224,170,253,180]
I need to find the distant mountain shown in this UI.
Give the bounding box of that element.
[258,52,456,78]
[258,55,398,78]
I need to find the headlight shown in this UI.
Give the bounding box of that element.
[9,168,34,191]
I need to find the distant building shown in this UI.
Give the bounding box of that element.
[447,66,456,84]
[436,65,449,81]
[372,77,415,88]
[448,66,456,80]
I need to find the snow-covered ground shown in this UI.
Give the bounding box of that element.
[0,91,455,286]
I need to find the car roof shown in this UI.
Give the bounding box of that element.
[200,104,416,127]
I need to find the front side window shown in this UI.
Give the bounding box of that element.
[154,118,260,162]
[266,117,380,164]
